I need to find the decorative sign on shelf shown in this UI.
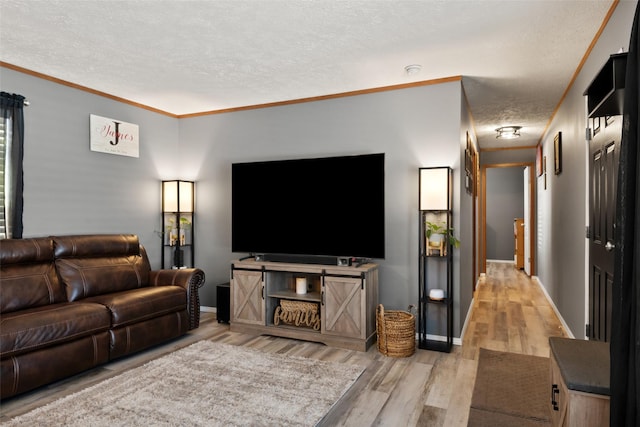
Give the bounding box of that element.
[90,114,139,158]
[273,300,321,330]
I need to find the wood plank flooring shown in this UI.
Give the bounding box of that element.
[0,262,568,426]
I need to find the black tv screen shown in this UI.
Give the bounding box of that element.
[232,153,385,260]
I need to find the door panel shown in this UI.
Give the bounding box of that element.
[322,276,363,339]
[524,167,531,275]
[231,270,265,325]
[588,117,620,341]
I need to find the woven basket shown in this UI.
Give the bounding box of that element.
[376,304,416,357]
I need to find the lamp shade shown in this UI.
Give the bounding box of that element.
[419,167,451,211]
[162,180,194,213]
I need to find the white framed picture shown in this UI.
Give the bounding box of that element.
[90,114,139,158]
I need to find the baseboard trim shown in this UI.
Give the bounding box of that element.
[486,259,515,264]
[202,304,466,345]
[459,296,474,344]
[427,334,462,346]
[413,333,461,346]
[531,276,575,338]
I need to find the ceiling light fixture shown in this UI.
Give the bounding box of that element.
[404,64,422,75]
[495,126,522,139]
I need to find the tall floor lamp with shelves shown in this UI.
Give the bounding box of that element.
[161,180,195,269]
[418,167,454,352]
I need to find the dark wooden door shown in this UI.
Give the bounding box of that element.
[588,116,621,341]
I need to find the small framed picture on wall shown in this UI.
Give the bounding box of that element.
[536,145,543,177]
[554,132,562,175]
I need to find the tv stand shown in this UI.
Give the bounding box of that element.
[229,259,379,351]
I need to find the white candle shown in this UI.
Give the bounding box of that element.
[295,277,307,294]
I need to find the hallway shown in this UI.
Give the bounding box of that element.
[462,261,568,360]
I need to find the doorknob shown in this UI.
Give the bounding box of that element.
[605,241,615,251]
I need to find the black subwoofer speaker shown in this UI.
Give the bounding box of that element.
[216,283,230,323]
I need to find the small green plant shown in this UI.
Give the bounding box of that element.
[166,216,191,229]
[425,221,460,248]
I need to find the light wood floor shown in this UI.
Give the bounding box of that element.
[0,262,567,426]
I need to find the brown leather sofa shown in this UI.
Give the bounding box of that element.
[0,234,205,399]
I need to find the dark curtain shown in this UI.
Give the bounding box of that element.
[611,2,640,426]
[0,92,25,239]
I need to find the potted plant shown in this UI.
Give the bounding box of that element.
[425,221,460,255]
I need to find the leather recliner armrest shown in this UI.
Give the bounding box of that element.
[149,268,205,330]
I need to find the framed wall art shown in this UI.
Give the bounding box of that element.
[90,114,139,158]
[465,132,473,174]
[554,132,562,175]
[536,144,543,177]
[464,132,476,195]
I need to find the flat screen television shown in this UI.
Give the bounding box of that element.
[232,153,385,261]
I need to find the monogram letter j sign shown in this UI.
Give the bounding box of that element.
[90,114,139,158]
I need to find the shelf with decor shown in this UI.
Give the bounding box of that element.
[265,271,322,303]
[418,167,455,353]
[161,180,195,269]
[265,271,322,332]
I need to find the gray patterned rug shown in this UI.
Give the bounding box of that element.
[3,340,364,426]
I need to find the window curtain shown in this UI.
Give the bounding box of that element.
[611,2,639,426]
[0,92,25,239]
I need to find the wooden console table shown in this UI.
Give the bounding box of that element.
[549,337,610,427]
[229,259,379,352]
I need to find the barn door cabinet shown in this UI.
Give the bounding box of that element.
[229,259,379,351]
[548,337,610,427]
[230,269,265,326]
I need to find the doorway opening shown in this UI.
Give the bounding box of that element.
[479,162,536,280]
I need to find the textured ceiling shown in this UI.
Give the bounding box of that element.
[0,0,617,148]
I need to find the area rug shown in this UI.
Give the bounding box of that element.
[467,348,551,427]
[3,340,365,427]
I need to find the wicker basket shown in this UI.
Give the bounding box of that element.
[376,304,416,357]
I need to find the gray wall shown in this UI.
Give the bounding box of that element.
[1,67,473,338]
[481,147,536,165]
[485,167,525,261]
[1,67,179,267]
[536,0,636,337]
[458,98,476,331]
[180,82,471,336]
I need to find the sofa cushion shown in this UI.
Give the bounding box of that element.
[0,237,66,313]
[84,286,187,328]
[56,255,150,301]
[1,332,110,399]
[0,237,53,264]
[52,234,151,301]
[53,234,140,258]
[109,311,188,359]
[0,302,111,358]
